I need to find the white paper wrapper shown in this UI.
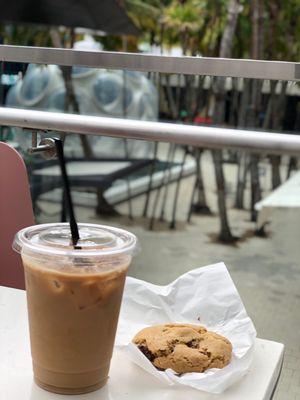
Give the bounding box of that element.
[116,262,257,394]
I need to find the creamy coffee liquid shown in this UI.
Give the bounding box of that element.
[13,223,137,394]
[23,255,130,394]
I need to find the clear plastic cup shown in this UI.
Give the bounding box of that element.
[13,223,137,394]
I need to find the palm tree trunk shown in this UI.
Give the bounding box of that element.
[142,142,158,217]
[195,151,209,210]
[165,75,178,119]
[212,0,240,242]
[269,81,288,188]
[193,75,205,118]
[159,144,176,221]
[212,150,235,241]
[170,147,188,229]
[50,28,93,158]
[264,81,280,190]
[229,78,239,127]
[248,0,264,222]
[247,81,263,221]
[235,79,250,209]
[249,154,261,221]
[270,156,281,189]
[287,157,298,179]
[188,149,211,222]
[235,152,248,209]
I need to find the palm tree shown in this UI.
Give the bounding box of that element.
[212,0,241,243]
[163,0,205,54]
[124,0,169,45]
[164,1,207,216]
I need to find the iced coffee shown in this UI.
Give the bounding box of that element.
[13,223,137,394]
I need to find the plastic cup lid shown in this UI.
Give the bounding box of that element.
[13,223,137,258]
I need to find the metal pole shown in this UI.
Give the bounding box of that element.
[1,107,300,155]
[0,45,299,81]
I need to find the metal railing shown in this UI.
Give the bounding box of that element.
[1,107,300,156]
[0,45,299,81]
[0,45,299,155]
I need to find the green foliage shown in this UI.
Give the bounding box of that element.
[124,0,300,61]
[124,0,171,45]
[163,0,205,33]
[232,2,251,58]
[0,24,52,46]
[263,1,300,61]
[125,0,162,31]
[0,0,299,61]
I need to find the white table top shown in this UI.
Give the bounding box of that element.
[0,285,284,400]
[255,170,300,228]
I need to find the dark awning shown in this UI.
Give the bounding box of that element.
[0,0,139,36]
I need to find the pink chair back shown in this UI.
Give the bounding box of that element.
[0,142,35,289]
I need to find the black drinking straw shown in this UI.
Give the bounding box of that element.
[54,138,80,248]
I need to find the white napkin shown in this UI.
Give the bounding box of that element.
[116,262,257,394]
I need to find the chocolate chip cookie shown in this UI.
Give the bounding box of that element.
[132,323,232,374]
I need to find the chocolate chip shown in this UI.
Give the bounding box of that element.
[53,280,60,288]
[186,340,198,348]
[138,345,155,362]
[199,349,211,358]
